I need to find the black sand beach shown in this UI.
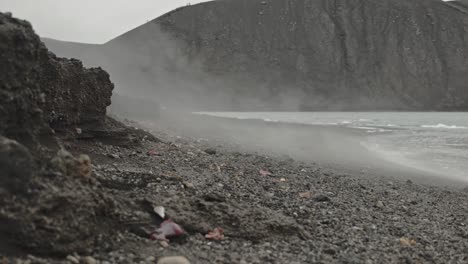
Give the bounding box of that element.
[5,113,468,264]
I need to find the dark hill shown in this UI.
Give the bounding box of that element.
[43,0,468,111]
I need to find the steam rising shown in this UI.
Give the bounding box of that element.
[45,22,313,112]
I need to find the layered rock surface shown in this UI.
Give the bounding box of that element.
[0,12,120,255]
[0,12,113,144]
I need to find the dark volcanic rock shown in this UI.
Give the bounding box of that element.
[0,12,120,256]
[313,194,331,202]
[44,0,468,111]
[40,56,113,129]
[0,136,35,193]
[204,148,217,155]
[0,11,113,143]
[0,13,48,144]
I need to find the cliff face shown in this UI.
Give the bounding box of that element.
[0,12,117,255]
[44,0,468,111]
[0,13,49,144]
[0,13,113,144]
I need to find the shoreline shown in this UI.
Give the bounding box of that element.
[141,112,467,188]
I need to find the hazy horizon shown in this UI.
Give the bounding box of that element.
[0,0,208,43]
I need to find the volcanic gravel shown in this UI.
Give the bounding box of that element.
[7,123,467,264]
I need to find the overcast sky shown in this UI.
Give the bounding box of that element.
[0,0,207,43]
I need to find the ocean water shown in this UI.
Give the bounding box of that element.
[197,112,468,182]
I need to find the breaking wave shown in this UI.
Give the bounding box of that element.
[421,124,468,129]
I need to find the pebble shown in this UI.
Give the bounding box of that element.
[66,255,79,264]
[323,247,336,255]
[314,194,331,202]
[107,153,120,159]
[81,256,97,264]
[146,256,156,262]
[157,256,191,264]
[299,191,312,198]
[160,240,170,248]
[204,148,217,155]
[183,182,195,189]
[376,201,384,208]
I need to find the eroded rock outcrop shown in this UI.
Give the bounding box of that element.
[0,13,49,145]
[0,12,113,144]
[0,12,119,255]
[41,56,113,129]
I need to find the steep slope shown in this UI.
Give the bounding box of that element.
[44,0,468,111]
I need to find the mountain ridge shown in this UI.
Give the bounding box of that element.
[43,0,468,111]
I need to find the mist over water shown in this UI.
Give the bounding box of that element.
[196,112,468,183]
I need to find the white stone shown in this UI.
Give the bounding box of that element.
[157,256,190,264]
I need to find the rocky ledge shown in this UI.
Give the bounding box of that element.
[0,12,156,256]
